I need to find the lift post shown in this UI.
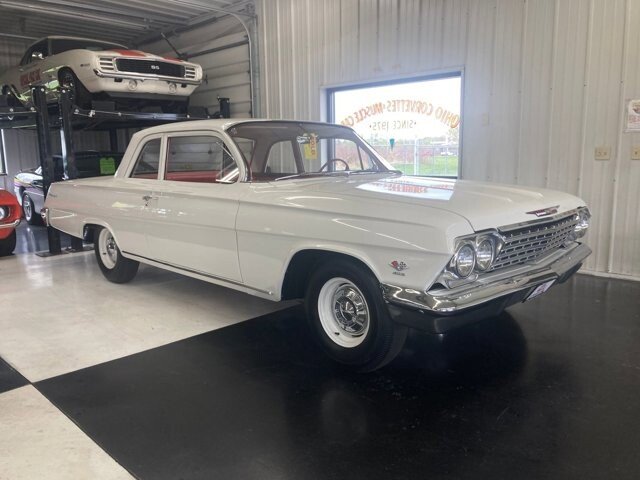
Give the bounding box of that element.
[33,87,61,255]
[58,89,84,252]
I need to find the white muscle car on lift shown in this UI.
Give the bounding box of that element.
[42,120,592,371]
[0,36,202,110]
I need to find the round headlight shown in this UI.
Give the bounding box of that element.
[454,244,476,278]
[574,208,590,238]
[476,238,494,271]
[0,206,7,221]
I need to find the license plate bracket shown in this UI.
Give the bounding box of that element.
[526,279,556,301]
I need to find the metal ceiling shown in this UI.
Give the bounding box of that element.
[0,0,254,46]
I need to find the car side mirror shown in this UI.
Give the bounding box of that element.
[31,51,44,61]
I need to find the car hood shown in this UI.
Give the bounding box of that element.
[295,174,586,231]
[102,49,188,63]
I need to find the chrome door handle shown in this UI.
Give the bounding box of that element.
[142,195,158,201]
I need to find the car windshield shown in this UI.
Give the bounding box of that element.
[50,39,126,55]
[227,121,393,182]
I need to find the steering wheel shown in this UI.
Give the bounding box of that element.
[318,158,350,172]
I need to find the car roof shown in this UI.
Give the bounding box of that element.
[133,119,348,136]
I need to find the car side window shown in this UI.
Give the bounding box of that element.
[165,135,238,184]
[130,138,161,179]
[21,41,48,65]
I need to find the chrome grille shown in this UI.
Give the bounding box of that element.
[184,66,197,80]
[491,212,579,271]
[98,57,116,72]
[115,58,185,77]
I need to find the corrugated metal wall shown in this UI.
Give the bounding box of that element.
[0,38,30,74]
[256,0,640,279]
[140,15,253,117]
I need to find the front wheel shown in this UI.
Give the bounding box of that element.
[0,230,17,256]
[94,227,139,283]
[305,259,407,372]
[58,68,91,109]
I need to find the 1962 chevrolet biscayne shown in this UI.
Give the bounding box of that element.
[42,120,592,371]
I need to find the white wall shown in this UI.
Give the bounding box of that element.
[256,0,640,279]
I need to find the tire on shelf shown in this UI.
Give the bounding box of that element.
[304,257,407,372]
[93,226,139,283]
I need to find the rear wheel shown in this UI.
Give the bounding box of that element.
[94,227,139,283]
[22,193,41,225]
[1,86,21,108]
[305,259,407,372]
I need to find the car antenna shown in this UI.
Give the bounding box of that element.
[161,32,187,61]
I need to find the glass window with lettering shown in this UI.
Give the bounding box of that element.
[130,138,161,179]
[331,74,462,177]
[165,136,238,184]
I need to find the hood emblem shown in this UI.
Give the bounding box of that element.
[526,205,559,217]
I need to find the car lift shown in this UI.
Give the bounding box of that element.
[0,88,230,255]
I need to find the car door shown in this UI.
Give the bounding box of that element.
[148,131,244,282]
[107,135,164,258]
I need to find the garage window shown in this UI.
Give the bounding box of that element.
[328,73,462,177]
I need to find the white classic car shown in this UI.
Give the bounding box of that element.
[0,36,202,111]
[42,120,592,371]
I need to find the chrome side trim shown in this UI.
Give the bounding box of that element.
[0,218,20,230]
[94,69,201,85]
[121,250,273,296]
[382,243,592,314]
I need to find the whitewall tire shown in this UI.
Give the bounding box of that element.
[93,227,139,283]
[305,258,407,372]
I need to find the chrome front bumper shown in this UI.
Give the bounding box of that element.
[94,69,201,85]
[382,243,592,315]
[0,218,20,230]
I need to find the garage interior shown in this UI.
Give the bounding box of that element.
[1,1,640,479]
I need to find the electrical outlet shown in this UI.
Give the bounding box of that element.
[632,146,640,160]
[595,146,611,161]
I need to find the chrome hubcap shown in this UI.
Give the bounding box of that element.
[98,229,118,269]
[318,277,370,348]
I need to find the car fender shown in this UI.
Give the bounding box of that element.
[52,50,101,92]
[236,193,471,301]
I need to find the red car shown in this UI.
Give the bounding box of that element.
[0,189,21,256]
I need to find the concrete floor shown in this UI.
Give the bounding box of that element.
[1,224,640,479]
